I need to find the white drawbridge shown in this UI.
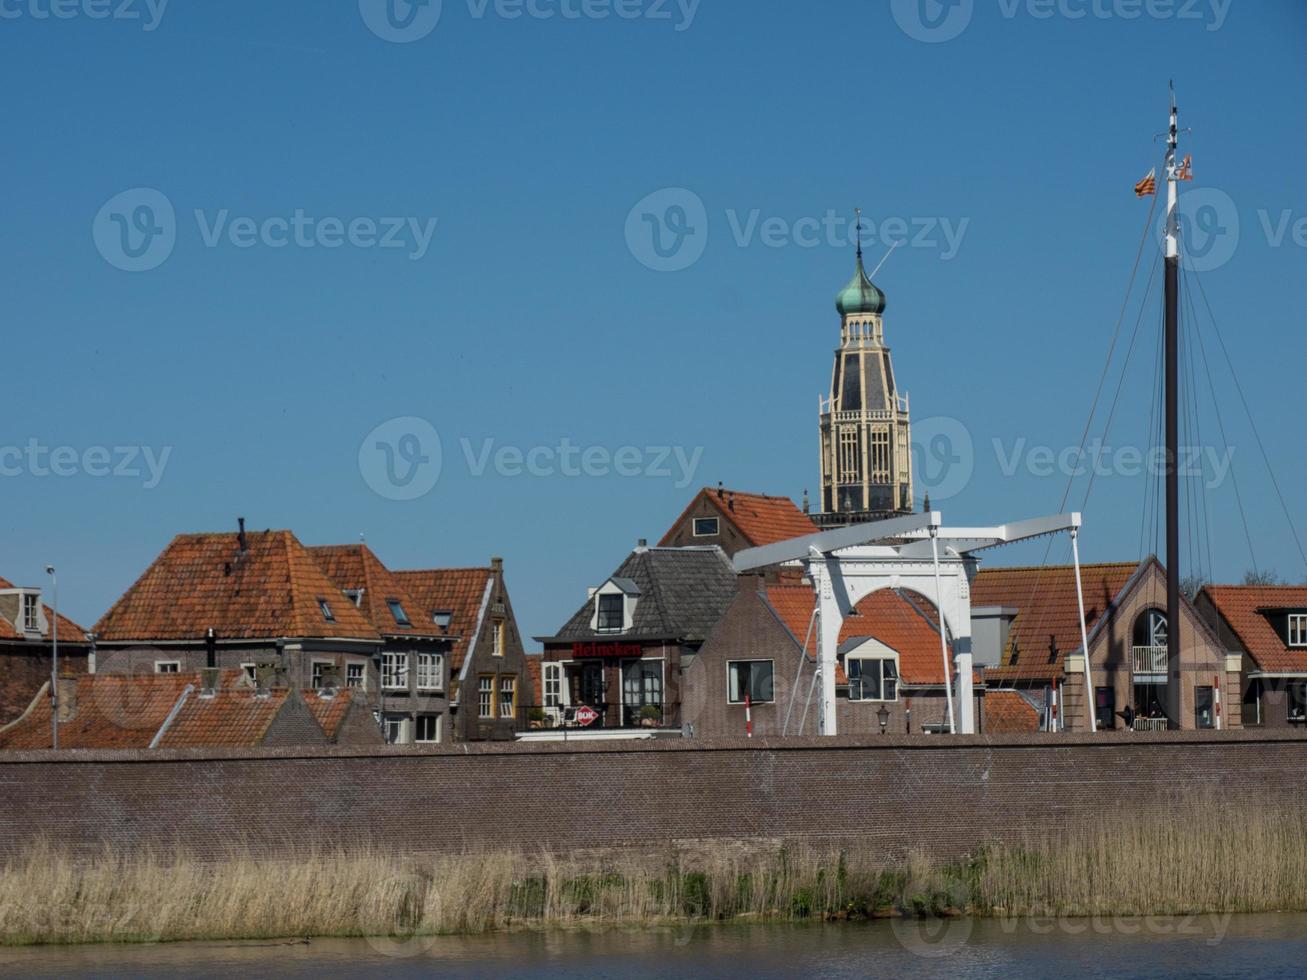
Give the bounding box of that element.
[733,511,1095,735]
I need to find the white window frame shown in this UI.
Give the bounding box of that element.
[414,714,441,744]
[416,652,444,692]
[155,660,181,674]
[478,675,495,719]
[499,675,517,719]
[311,660,335,690]
[692,516,720,537]
[726,659,775,705]
[240,662,257,681]
[383,713,411,745]
[346,662,367,690]
[382,652,410,691]
[21,593,40,633]
[491,620,504,657]
[847,654,899,703]
[543,662,569,708]
[1289,614,1307,648]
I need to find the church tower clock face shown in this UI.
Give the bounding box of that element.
[818,212,914,526]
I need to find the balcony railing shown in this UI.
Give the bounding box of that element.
[522,702,680,732]
[1132,645,1168,675]
[1133,717,1168,733]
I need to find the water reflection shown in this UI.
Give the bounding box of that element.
[4,914,1307,979]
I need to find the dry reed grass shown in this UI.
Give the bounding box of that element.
[3,805,1305,947]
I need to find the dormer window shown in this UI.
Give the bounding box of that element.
[432,610,453,629]
[1290,614,1307,648]
[21,593,39,633]
[597,594,625,632]
[344,589,364,607]
[387,598,411,627]
[693,517,720,537]
[317,598,336,623]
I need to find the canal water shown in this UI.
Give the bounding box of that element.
[4,914,1306,978]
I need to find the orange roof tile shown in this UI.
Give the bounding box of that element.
[0,673,192,750]
[1202,584,1307,673]
[94,531,381,642]
[984,690,1041,733]
[762,583,956,686]
[157,686,290,748]
[971,562,1141,668]
[309,545,447,640]
[661,488,818,549]
[0,575,88,643]
[393,568,493,671]
[303,689,359,739]
[839,589,955,686]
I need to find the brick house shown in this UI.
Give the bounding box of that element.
[658,485,818,562]
[977,558,1238,732]
[683,575,981,737]
[0,670,381,750]
[536,544,738,733]
[1196,585,1307,728]
[0,575,89,724]
[395,558,529,741]
[92,524,398,738]
[309,544,454,744]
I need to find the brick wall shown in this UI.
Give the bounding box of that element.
[0,645,88,725]
[2,731,1305,861]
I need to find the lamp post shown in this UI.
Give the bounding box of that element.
[877,704,889,736]
[45,566,57,750]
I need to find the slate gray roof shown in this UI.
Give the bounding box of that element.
[544,547,737,644]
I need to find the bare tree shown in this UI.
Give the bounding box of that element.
[1242,569,1283,586]
[1180,574,1208,599]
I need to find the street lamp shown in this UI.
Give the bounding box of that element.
[877,704,890,735]
[45,566,57,750]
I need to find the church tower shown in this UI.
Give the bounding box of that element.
[817,213,914,527]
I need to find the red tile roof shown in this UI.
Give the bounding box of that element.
[762,583,956,686]
[302,689,359,740]
[0,673,191,749]
[309,545,447,640]
[661,488,818,549]
[393,568,493,671]
[0,576,88,643]
[94,531,381,642]
[971,562,1141,668]
[840,589,955,686]
[1202,585,1307,673]
[0,671,354,750]
[984,690,1041,733]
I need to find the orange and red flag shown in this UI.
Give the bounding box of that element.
[1134,168,1157,197]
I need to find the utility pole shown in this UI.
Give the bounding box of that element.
[46,565,58,750]
[1163,85,1184,730]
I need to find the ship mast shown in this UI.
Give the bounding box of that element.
[1163,84,1183,729]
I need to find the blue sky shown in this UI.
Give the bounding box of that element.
[3,0,1305,641]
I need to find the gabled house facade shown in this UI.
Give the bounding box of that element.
[310,544,453,744]
[395,558,529,741]
[977,557,1239,732]
[1197,585,1307,728]
[658,486,818,561]
[536,544,738,733]
[0,576,89,724]
[683,575,979,737]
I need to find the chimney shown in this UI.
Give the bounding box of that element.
[802,489,810,515]
[491,556,503,584]
[205,628,217,669]
[716,482,724,499]
[237,517,248,553]
[55,677,78,723]
[200,667,220,698]
[727,494,735,512]
[635,539,649,553]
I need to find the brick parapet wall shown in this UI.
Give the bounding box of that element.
[3,731,1304,860]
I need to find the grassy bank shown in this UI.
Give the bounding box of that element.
[4,807,1306,946]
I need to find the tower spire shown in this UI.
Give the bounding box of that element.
[855,207,864,266]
